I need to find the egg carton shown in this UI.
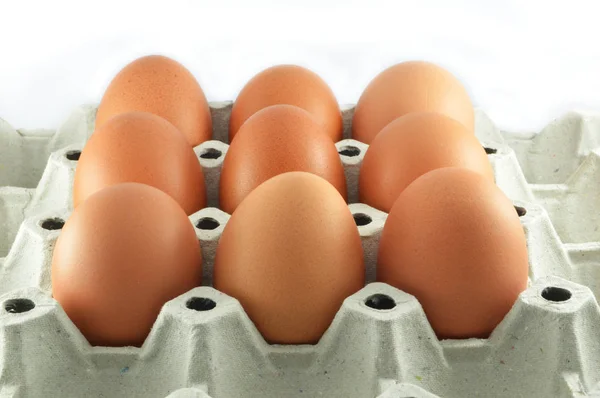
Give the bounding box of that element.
[0,103,600,397]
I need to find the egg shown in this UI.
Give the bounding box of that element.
[229,65,342,142]
[219,105,347,214]
[95,55,212,146]
[377,168,529,339]
[352,61,474,144]
[359,112,493,212]
[214,172,364,344]
[52,183,202,347]
[73,111,206,215]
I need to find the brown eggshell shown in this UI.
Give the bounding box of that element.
[95,55,212,146]
[352,61,474,144]
[220,105,347,214]
[214,172,364,344]
[359,112,493,212]
[230,65,342,142]
[377,168,529,339]
[52,183,202,347]
[73,111,206,215]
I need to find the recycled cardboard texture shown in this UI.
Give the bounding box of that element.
[0,103,599,397]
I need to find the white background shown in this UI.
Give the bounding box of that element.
[1,0,599,132]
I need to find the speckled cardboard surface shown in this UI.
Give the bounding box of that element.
[0,104,599,397]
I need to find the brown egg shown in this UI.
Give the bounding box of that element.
[377,168,529,339]
[74,111,206,215]
[214,172,364,344]
[359,112,493,212]
[352,61,474,144]
[220,105,347,214]
[95,55,212,146]
[52,183,202,347]
[230,65,342,142]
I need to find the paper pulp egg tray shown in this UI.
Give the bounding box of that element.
[0,103,599,398]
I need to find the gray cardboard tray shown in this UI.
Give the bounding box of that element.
[0,103,599,397]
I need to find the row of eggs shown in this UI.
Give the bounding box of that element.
[50,55,528,348]
[74,55,484,215]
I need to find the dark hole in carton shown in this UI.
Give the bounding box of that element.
[41,218,65,230]
[186,297,216,311]
[484,147,497,155]
[515,206,527,217]
[66,150,81,161]
[200,148,222,160]
[541,286,571,302]
[196,218,220,230]
[338,146,361,157]
[353,213,372,226]
[5,298,35,314]
[365,294,396,310]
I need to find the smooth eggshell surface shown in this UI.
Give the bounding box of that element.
[219,104,347,214]
[229,65,342,142]
[352,61,474,144]
[73,111,206,215]
[377,168,529,339]
[52,183,202,347]
[359,112,494,212]
[95,55,212,146]
[214,172,364,344]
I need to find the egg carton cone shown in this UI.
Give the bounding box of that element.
[1,103,600,397]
